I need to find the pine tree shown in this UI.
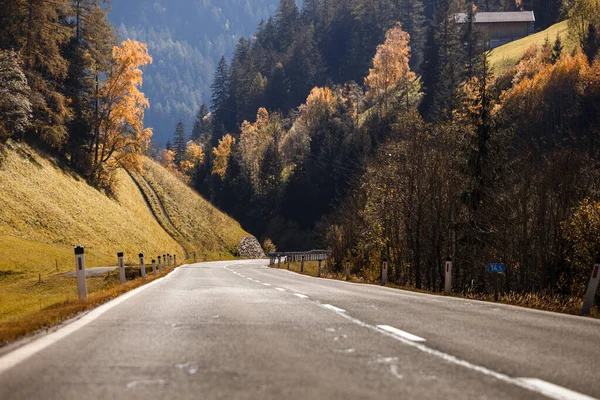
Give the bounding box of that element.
[461,2,484,79]
[275,0,300,53]
[0,50,32,140]
[173,121,186,166]
[419,0,462,121]
[583,23,599,64]
[551,33,564,64]
[1,0,73,147]
[211,56,232,146]
[191,104,211,147]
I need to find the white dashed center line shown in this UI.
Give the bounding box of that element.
[275,288,286,292]
[377,325,426,342]
[294,293,308,299]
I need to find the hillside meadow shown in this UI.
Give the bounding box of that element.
[0,140,247,344]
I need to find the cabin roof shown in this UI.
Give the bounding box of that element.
[455,11,535,24]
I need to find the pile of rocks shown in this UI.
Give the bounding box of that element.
[238,236,266,259]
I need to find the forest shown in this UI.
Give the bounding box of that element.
[161,0,600,298]
[1,0,600,299]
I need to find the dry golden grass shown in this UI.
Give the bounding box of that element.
[0,265,178,346]
[278,262,599,318]
[141,158,247,260]
[490,20,575,74]
[0,140,247,344]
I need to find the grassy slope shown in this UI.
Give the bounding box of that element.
[141,158,247,260]
[0,140,246,335]
[490,20,575,73]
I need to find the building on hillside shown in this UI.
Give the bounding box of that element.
[455,11,536,49]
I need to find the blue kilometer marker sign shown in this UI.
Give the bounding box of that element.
[488,263,505,273]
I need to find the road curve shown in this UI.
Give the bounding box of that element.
[1,260,599,400]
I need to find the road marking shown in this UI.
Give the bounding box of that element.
[294,293,308,299]
[313,300,597,400]
[0,267,183,375]
[322,304,346,313]
[377,325,426,342]
[517,378,597,400]
[262,283,271,286]
[275,287,286,292]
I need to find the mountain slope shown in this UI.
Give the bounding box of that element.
[109,0,279,144]
[0,140,248,328]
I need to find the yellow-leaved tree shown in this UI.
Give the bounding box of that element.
[212,134,235,178]
[364,22,419,115]
[91,39,153,189]
[179,142,205,181]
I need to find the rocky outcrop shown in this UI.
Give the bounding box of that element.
[238,236,266,259]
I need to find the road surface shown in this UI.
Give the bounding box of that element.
[1,260,599,399]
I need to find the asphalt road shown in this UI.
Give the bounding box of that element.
[1,260,599,400]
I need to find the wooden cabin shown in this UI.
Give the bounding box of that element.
[455,11,536,49]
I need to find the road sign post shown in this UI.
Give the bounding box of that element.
[346,260,350,281]
[75,246,87,301]
[301,255,305,273]
[118,252,126,284]
[318,259,322,277]
[139,253,146,281]
[444,257,453,296]
[487,263,505,302]
[581,257,600,316]
[382,258,388,286]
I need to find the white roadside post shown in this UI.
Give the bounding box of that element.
[118,252,126,284]
[157,255,162,273]
[174,254,177,265]
[166,254,170,267]
[444,257,453,296]
[581,257,600,316]
[301,255,305,273]
[287,257,291,270]
[139,253,147,281]
[74,246,87,301]
[318,259,322,277]
[346,260,350,281]
[163,254,167,268]
[382,258,388,286]
[152,259,157,275]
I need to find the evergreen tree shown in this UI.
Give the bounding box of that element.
[191,104,211,147]
[583,23,599,64]
[461,2,484,79]
[274,0,300,53]
[419,0,462,121]
[211,56,232,146]
[173,121,186,166]
[0,50,32,140]
[551,33,564,64]
[0,0,73,147]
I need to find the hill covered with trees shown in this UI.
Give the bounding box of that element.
[109,0,279,144]
[159,0,600,300]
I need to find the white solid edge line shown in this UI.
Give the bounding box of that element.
[377,325,426,342]
[0,267,184,376]
[517,378,597,400]
[294,293,309,299]
[322,304,346,313]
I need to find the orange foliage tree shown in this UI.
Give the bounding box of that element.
[91,39,153,188]
[212,134,235,178]
[364,22,418,115]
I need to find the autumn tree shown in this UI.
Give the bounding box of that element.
[191,104,212,148]
[364,22,419,115]
[179,143,205,178]
[566,0,600,49]
[212,134,235,179]
[91,39,153,190]
[0,50,32,141]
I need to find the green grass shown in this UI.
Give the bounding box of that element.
[490,20,575,74]
[0,140,248,342]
